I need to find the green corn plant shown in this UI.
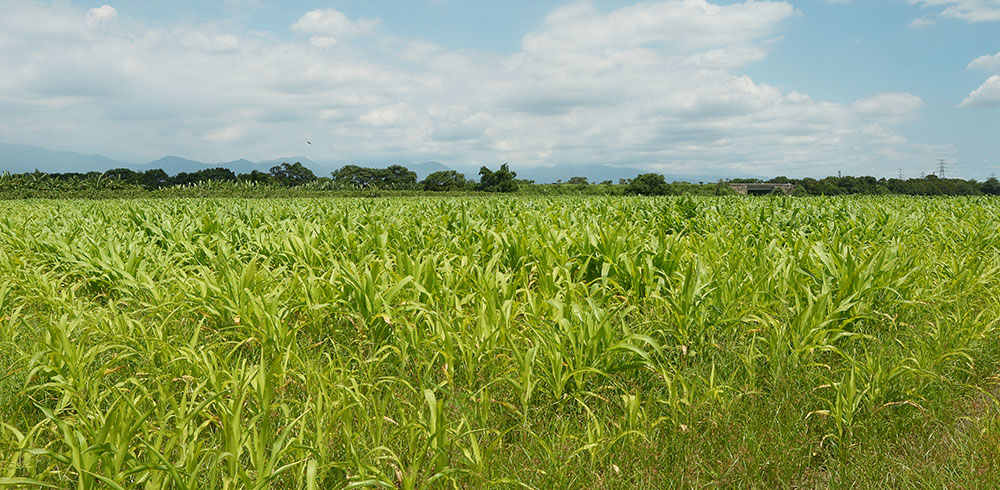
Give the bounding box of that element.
[810,367,868,446]
[0,196,998,488]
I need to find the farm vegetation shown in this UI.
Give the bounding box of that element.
[1,196,1000,487]
[3,164,999,199]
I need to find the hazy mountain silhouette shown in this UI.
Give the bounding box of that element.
[0,142,726,183]
[0,143,129,174]
[511,164,644,184]
[390,161,451,180]
[138,156,212,175]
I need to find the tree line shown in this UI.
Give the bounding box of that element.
[745,174,999,196]
[619,173,1000,196]
[0,163,527,193]
[2,163,999,196]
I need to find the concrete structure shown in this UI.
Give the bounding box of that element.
[729,183,796,195]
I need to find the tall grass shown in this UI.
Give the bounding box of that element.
[1,196,999,487]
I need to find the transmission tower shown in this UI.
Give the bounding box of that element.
[937,159,947,179]
[897,169,904,180]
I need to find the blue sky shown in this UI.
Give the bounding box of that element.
[1,0,998,178]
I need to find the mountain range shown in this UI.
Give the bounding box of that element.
[0,143,454,181]
[0,142,725,183]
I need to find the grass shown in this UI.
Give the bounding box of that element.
[0,195,999,488]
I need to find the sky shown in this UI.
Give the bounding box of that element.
[0,0,998,179]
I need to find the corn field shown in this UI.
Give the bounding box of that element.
[1,196,1000,488]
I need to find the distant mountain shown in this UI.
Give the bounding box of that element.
[1,142,734,183]
[510,164,645,184]
[137,156,208,175]
[0,143,129,174]
[218,159,259,175]
[0,144,464,181]
[397,161,451,180]
[137,157,285,175]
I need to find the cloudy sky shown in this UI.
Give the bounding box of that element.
[1,0,998,178]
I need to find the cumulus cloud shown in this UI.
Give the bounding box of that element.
[852,93,924,123]
[969,51,1000,71]
[960,75,1000,108]
[909,0,1000,23]
[85,5,117,27]
[291,8,379,47]
[0,0,937,177]
[962,51,1000,109]
[521,0,794,58]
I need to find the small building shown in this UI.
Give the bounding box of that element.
[728,183,796,195]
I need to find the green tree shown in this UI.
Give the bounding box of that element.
[982,177,1000,195]
[478,163,519,192]
[331,165,417,189]
[381,165,418,189]
[238,170,273,184]
[269,162,317,186]
[171,167,236,186]
[331,165,369,187]
[421,170,468,191]
[139,169,169,189]
[104,168,139,183]
[625,173,670,196]
[714,179,733,196]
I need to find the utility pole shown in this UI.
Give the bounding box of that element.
[937,159,947,179]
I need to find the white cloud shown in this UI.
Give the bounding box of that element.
[85,5,117,27]
[522,0,795,55]
[852,93,924,123]
[909,0,1000,23]
[960,75,1000,108]
[0,1,938,177]
[963,51,1000,109]
[907,16,936,28]
[291,8,380,47]
[204,124,245,142]
[969,51,1000,71]
[308,36,338,48]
